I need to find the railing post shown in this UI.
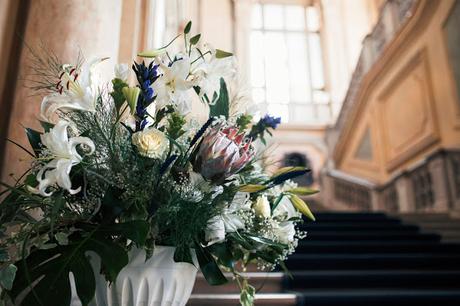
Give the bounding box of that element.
[395,173,416,212]
[428,153,451,212]
[370,189,382,212]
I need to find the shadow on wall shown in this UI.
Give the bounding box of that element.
[283,152,314,186]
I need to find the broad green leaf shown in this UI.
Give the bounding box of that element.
[9,235,128,306]
[25,128,42,157]
[209,78,229,119]
[190,34,201,45]
[195,243,227,286]
[290,195,315,221]
[0,264,17,290]
[215,49,233,58]
[184,21,192,34]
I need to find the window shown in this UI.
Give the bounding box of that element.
[250,2,330,124]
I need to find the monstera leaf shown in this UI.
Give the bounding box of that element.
[8,221,149,306]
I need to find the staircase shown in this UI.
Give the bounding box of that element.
[188,212,460,305]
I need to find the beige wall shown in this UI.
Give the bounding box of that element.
[334,0,460,184]
[1,0,123,185]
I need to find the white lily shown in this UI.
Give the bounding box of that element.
[204,192,251,245]
[28,120,95,196]
[152,55,194,115]
[271,196,301,243]
[40,58,106,121]
[193,44,236,102]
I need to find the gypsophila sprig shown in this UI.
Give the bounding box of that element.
[0,21,317,306]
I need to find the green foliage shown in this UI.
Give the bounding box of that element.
[167,112,186,139]
[110,78,128,112]
[195,243,227,286]
[236,114,253,132]
[209,78,229,118]
[184,21,192,34]
[239,279,255,306]
[8,220,147,306]
[39,121,54,132]
[190,34,201,45]
[25,128,42,157]
[0,264,17,290]
[10,236,123,306]
[215,49,233,58]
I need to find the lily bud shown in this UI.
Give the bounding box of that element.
[137,48,167,58]
[122,87,141,115]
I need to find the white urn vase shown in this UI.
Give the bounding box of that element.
[71,246,198,306]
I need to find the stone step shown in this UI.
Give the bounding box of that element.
[187,293,298,306]
[192,272,284,294]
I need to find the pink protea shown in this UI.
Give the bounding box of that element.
[194,125,254,182]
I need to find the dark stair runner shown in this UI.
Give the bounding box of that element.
[189,212,460,305]
[286,212,460,306]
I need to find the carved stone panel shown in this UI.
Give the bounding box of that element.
[378,51,439,171]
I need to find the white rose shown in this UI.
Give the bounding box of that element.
[132,128,168,159]
[253,195,271,218]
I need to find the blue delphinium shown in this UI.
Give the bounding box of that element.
[249,114,281,144]
[261,114,281,129]
[132,61,160,131]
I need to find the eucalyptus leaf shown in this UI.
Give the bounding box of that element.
[190,34,201,45]
[184,21,192,34]
[215,49,233,58]
[0,264,17,290]
[0,248,8,262]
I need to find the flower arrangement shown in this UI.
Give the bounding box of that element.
[0,22,317,306]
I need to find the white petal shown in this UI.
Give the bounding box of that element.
[205,216,226,246]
